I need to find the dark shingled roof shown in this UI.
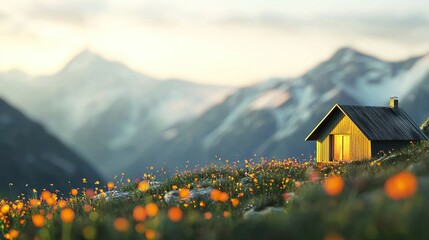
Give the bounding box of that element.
[306,104,429,141]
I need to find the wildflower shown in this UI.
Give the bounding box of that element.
[32,214,45,228]
[70,188,78,196]
[384,171,417,200]
[219,192,229,202]
[138,181,150,192]
[1,204,10,215]
[135,223,145,234]
[167,207,183,222]
[8,229,19,239]
[83,204,92,212]
[323,176,344,196]
[113,218,129,232]
[107,182,115,190]
[145,229,156,239]
[133,206,146,221]
[145,203,158,217]
[41,190,51,201]
[57,200,67,209]
[204,212,212,220]
[179,188,190,199]
[231,198,240,207]
[61,208,75,223]
[210,189,221,201]
[85,189,95,199]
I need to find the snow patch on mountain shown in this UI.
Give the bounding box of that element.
[345,55,429,105]
[272,85,316,140]
[250,89,290,110]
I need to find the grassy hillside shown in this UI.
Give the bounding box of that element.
[1,139,428,239]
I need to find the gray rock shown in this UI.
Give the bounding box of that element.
[406,161,427,174]
[93,190,131,201]
[243,206,284,219]
[164,187,213,205]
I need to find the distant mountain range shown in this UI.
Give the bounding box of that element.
[0,98,102,198]
[0,51,233,177]
[126,47,429,175]
[1,47,428,179]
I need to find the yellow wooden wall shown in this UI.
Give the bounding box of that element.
[316,111,371,163]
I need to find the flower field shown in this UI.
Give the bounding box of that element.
[1,141,429,240]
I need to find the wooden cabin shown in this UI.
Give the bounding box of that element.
[305,97,429,163]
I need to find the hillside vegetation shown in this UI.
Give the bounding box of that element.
[1,138,429,239]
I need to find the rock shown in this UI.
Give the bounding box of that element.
[164,187,213,205]
[239,177,252,185]
[406,161,427,174]
[243,206,284,219]
[93,190,131,201]
[149,181,162,190]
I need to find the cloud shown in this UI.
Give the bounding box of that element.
[27,0,107,26]
[214,12,429,44]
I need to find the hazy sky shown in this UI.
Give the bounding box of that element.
[1,0,429,86]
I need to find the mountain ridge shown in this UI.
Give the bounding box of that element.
[0,97,103,198]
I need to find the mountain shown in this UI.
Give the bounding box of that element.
[0,98,102,198]
[126,47,429,176]
[0,50,233,177]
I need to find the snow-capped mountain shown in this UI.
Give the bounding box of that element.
[126,47,429,176]
[0,51,233,177]
[0,97,102,198]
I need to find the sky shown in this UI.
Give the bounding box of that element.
[0,0,429,86]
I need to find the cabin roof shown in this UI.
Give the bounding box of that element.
[306,104,429,141]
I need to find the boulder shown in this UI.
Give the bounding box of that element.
[164,187,213,205]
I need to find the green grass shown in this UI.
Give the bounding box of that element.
[1,141,429,240]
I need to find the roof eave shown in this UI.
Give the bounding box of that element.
[305,104,341,141]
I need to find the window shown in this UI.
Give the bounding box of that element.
[330,134,350,161]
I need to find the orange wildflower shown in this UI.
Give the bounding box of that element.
[145,230,156,239]
[61,208,75,223]
[83,204,92,212]
[204,212,212,220]
[179,188,190,199]
[219,192,229,202]
[135,223,145,234]
[138,181,150,192]
[231,198,240,207]
[70,189,78,196]
[113,217,129,232]
[1,204,10,215]
[384,171,417,200]
[57,200,67,209]
[41,190,51,201]
[145,203,159,217]
[210,189,221,201]
[8,229,19,239]
[323,176,344,196]
[167,207,183,222]
[133,206,147,221]
[32,214,45,228]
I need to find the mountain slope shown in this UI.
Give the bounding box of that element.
[0,51,233,177]
[127,48,429,176]
[0,98,103,198]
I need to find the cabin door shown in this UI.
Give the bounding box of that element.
[330,134,350,161]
